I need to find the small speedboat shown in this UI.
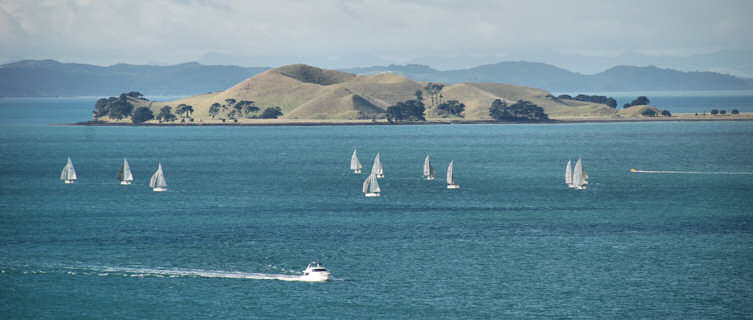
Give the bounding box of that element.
[300,262,331,282]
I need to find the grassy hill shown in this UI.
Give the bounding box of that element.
[105,64,651,123]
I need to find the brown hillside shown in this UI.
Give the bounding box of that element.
[286,87,385,119]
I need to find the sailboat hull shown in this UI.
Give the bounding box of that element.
[120,181,132,185]
[152,187,167,192]
[376,174,384,178]
[447,184,460,189]
[64,179,75,184]
[353,169,361,174]
[365,192,380,197]
[426,176,434,180]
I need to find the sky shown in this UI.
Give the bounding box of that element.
[1,0,752,71]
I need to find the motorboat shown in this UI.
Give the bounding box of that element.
[300,262,331,282]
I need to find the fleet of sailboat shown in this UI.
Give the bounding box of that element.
[350,149,362,174]
[423,155,435,180]
[446,160,460,189]
[117,158,134,185]
[60,157,77,184]
[149,163,167,192]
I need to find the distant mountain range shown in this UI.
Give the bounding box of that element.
[2,59,752,98]
[0,60,268,97]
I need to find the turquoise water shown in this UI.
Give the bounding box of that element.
[1,99,753,318]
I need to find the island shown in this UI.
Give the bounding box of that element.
[80,64,752,126]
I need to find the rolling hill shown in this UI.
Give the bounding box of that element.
[124,64,622,122]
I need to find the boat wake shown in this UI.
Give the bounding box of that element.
[630,169,753,175]
[10,265,333,282]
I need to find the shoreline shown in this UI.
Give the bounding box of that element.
[60,114,753,127]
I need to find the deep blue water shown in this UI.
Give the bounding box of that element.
[1,98,753,319]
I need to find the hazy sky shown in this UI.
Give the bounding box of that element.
[1,0,752,68]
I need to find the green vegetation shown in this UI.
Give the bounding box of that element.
[489,99,549,121]
[424,83,444,108]
[641,109,657,117]
[558,94,617,108]
[176,104,194,120]
[132,106,154,123]
[437,100,465,117]
[93,91,145,119]
[209,103,221,118]
[731,109,739,115]
[711,109,719,115]
[386,99,425,123]
[156,106,177,122]
[259,106,283,119]
[720,110,727,115]
[661,110,671,116]
[630,96,650,106]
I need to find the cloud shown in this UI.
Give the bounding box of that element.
[0,0,751,66]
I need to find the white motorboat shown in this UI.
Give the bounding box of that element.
[300,262,331,282]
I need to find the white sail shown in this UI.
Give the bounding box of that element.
[572,158,586,189]
[362,172,380,194]
[423,155,435,178]
[372,153,383,178]
[447,160,454,185]
[350,149,362,172]
[60,157,77,182]
[565,159,572,186]
[149,163,167,189]
[118,158,134,182]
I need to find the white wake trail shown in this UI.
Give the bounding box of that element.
[630,169,753,175]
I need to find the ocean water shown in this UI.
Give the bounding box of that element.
[1,98,753,319]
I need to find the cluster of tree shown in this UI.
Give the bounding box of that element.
[436,100,465,117]
[93,91,145,119]
[640,109,672,117]
[622,96,651,109]
[156,106,178,122]
[558,94,617,108]
[710,109,739,115]
[386,99,426,123]
[423,83,444,108]
[207,99,283,122]
[132,107,154,123]
[489,99,549,122]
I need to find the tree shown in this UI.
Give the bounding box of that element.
[623,103,631,109]
[235,100,259,117]
[641,109,657,117]
[630,96,650,106]
[414,90,423,101]
[489,99,548,121]
[125,91,145,99]
[605,97,617,108]
[557,94,573,100]
[209,103,221,119]
[489,99,511,120]
[720,109,727,115]
[156,106,176,122]
[175,104,193,119]
[437,100,465,117]
[424,83,444,108]
[661,110,672,117]
[108,99,134,120]
[731,109,739,115]
[386,100,425,123]
[259,106,283,119]
[132,107,154,124]
[710,109,719,115]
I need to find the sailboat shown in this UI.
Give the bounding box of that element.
[60,157,77,184]
[363,172,381,197]
[149,163,167,192]
[117,158,134,185]
[571,158,587,190]
[446,160,460,189]
[423,155,435,180]
[350,149,362,174]
[565,159,573,188]
[372,153,384,178]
